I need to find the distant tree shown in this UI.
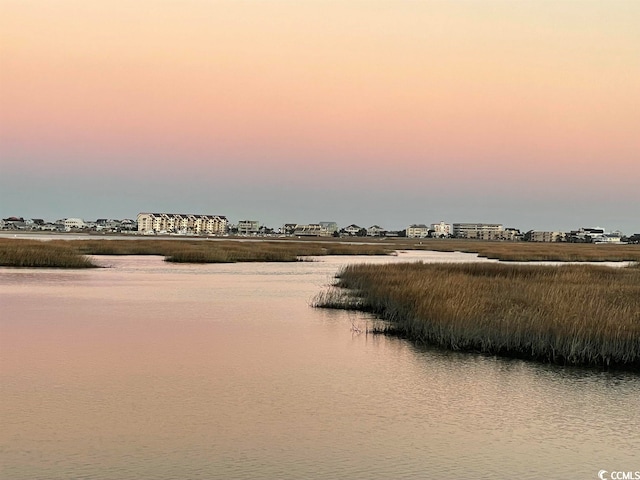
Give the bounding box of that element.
[627,234,640,244]
[357,228,367,237]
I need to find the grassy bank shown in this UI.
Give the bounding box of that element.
[72,239,392,262]
[0,238,392,267]
[314,262,640,370]
[391,239,640,262]
[0,239,97,268]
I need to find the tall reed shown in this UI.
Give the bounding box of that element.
[314,262,640,369]
[0,239,97,268]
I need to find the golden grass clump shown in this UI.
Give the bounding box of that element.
[164,241,300,263]
[162,241,389,262]
[314,262,640,369]
[0,239,97,268]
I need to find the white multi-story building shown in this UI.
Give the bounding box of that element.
[137,213,227,235]
[430,221,451,237]
[64,218,87,231]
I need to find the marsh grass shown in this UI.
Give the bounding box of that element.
[313,262,640,369]
[4,236,639,267]
[393,239,640,262]
[0,239,97,268]
[85,239,390,262]
[1,238,393,266]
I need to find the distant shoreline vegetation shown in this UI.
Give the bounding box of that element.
[1,236,640,267]
[313,262,640,371]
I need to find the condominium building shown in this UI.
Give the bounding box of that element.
[529,231,566,242]
[452,223,504,239]
[64,218,87,231]
[430,221,452,237]
[237,220,260,235]
[137,213,228,235]
[406,224,430,238]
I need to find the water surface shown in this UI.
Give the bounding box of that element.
[1,252,638,479]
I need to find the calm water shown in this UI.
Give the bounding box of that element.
[1,252,638,480]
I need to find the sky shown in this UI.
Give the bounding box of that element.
[1,0,639,233]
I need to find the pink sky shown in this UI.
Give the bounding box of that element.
[1,1,639,231]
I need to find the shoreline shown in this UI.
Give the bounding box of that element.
[314,262,640,371]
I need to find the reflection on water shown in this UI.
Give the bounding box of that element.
[1,253,638,480]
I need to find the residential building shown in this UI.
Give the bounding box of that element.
[452,223,504,239]
[406,224,430,238]
[593,234,623,244]
[319,222,338,235]
[293,224,324,236]
[282,223,298,235]
[502,228,522,241]
[367,225,385,237]
[430,221,451,237]
[237,220,260,235]
[568,227,610,243]
[343,224,363,236]
[120,219,137,231]
[136,213,227,235]
[528,231,566,242]
[25,219,45,229]
[289,222,337,237]
[96,219,121,231]
[64,218,87,231]
[2,217,26,229]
